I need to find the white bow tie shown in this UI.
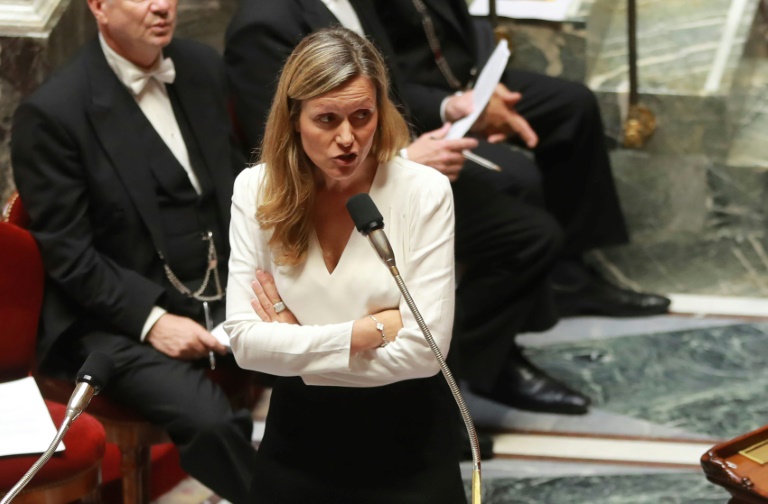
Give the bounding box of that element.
[126,57,176,95]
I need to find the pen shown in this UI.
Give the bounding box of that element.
[203,301,215,370]
[462,150,501,172]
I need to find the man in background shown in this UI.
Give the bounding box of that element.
[370,0,671,402]
[11,0,256,500]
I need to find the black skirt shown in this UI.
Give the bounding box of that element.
[249,374,468,503]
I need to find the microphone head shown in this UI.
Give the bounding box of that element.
[346,193,383,236]
[76,352,114,393]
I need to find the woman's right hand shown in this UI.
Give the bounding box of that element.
[351,309,403,353]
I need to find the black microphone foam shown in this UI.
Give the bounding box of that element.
[76,352,114,393]
[346,193,383,235]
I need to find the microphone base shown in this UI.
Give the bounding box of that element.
[472,468,482,503]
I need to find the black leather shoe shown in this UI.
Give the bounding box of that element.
[472,356,590,415]
[459,429,494,461]
[553,263,670,318]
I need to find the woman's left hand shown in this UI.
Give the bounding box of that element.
[251,269,299,324]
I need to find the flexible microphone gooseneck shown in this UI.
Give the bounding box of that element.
[0,352,114,504]
[346,193,482,504]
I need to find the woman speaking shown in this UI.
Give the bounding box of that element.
[225,27,466,503]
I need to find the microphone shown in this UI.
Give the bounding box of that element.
[0,352,114,504]
[346,194,483,504]
[67,351,114,422]
[346,193,396,270]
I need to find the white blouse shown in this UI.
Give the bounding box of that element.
[224,157,456,387]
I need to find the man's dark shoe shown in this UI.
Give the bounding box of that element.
[472,357,590,415]
[553,261,670,318]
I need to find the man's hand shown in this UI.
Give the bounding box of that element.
[473,83,538,147]
[444,92,475,123]
[146,313,227,360]
[406,123,479,181]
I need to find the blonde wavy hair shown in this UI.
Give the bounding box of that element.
[256,27,410,266]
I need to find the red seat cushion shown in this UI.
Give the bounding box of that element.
[0,400,105,490]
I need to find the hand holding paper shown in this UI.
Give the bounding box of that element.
[446,39,511,140]
[444,39,538,148]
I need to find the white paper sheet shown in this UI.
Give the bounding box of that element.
[0,376,64,457]
[446,39,511,140]
[469,0,579,22]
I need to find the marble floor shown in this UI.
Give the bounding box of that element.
[153,304,768,503]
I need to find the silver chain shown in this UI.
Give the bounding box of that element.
[162,231,224,302]
[411,0,466,91]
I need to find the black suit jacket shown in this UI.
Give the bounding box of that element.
[225,0,404,152]
[11,37,239,360]
[375,0,482,132]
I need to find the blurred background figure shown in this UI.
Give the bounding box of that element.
[10,0,256,501]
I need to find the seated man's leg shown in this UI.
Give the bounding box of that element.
[43,328,257,504]
[468,139,545,207]
[505,69,626,254]
[503,69,670,316]
[452,164,589,414]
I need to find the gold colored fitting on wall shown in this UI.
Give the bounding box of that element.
[493,25,513,51]
[623,104,656,148]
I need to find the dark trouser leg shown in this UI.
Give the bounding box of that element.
[504,69,629,256]
[452,164,563,390]
[451,152,592,414]
[467,140,545,206]
[503,70,670,316]
[43,330,257,504]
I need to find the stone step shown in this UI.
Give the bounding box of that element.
[598,136,768,297]
[595,231,768,297]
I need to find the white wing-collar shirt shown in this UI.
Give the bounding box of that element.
[319,0,365,35]
[225,158,456,387]
[99,34,200,195]
[99,34,201,339]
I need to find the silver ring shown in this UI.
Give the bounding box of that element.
[273,301,286,313]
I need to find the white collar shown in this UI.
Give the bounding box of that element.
[99,34,175,95]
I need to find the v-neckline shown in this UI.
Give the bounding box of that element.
[312,162,384,276]
[312,226,356,276]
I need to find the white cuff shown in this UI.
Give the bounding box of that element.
[140,306,167,341]
[439,91,464,123]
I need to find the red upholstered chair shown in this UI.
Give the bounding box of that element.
[0,221,106,503]
[3,192,174,503]
[4,192,262,503]
[1,191,30,229]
